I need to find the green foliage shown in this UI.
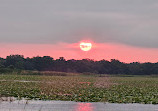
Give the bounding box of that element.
[0,68,14,74]
[0,74,158,104]
[0,54,158,74]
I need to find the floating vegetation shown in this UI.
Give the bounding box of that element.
[0,74,158,104]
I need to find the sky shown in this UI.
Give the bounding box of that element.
[0,0,158,62]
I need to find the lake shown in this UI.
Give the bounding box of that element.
[0,99,158,111]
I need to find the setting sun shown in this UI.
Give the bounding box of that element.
[80,42,92,51]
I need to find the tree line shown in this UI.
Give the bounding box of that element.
[0,54,158,75]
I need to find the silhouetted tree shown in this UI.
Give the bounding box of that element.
[5,55,25,69]
[31,56,54,71]
[1,54,158,75]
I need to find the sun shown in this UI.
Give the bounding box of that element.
[80,42,92,51]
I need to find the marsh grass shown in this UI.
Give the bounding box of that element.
[0,73,158,104]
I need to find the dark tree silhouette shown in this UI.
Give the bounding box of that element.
[0,54,158,75]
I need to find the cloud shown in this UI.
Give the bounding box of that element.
[0,0,158,48]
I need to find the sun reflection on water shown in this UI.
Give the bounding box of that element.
[76,103,93,111]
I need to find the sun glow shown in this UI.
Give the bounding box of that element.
[80,42,92,51]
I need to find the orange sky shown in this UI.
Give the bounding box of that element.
[1,42,158,63]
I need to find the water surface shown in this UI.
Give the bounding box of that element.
[0,100,158,111]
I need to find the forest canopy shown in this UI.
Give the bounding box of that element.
[0,54,158,75]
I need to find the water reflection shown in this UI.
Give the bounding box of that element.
[76,103,93,111]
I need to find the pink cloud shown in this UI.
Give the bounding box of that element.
[0,42,158,63]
